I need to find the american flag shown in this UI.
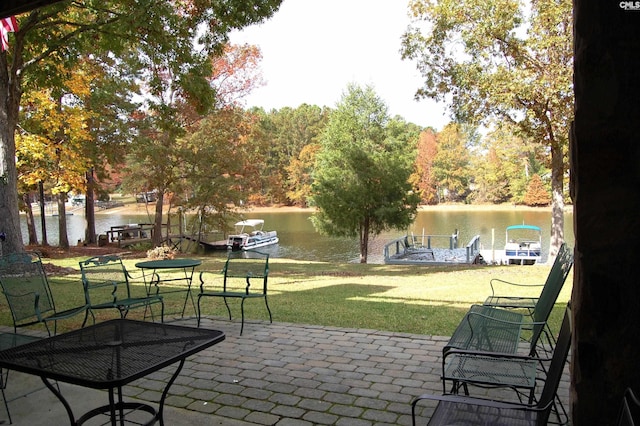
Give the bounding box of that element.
[1,16,18,52]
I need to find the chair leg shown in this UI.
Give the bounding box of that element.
[411,396,424,426]
[240,298,246,335]
[1,390,11,424]
[264,296,273,323]
[85,309,97,326]
[223,297,232,321]
[42,320,53,337]
[81,310,90,328]
[1,368,12,424]
[197,295,203,328]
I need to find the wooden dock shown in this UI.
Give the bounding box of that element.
[181,236,228,251]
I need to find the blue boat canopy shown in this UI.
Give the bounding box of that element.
[506,224,541,232]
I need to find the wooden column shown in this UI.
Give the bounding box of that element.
[572,0,640,424]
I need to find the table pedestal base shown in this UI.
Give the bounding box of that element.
[77,402,157,426]
[41,358,185,426]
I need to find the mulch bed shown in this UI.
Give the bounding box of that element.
[25,244,147,276]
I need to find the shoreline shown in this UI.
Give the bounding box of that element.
[32,202,573,217]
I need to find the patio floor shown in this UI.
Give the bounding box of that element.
[1,316,570,425]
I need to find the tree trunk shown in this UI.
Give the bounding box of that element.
[22,192,38,245]
[39,181,48,246]
[84,169,96,244]
[0,56,24,256]
[359,218,369,263]
[549,139,565,259]
[57,193,69,249]
[153,193,164,247]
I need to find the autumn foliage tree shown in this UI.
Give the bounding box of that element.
[432,124,471,202]
[286,143,321,207]
[209,44,265,108]
[411,129,438,204]
[401,0,572,255]
[523,174,551,207]
[175,108,257,237]
[248,104,329,206]
[17,63,95,248]
[0,0,282,255]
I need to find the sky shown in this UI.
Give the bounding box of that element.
[229,0,450,130]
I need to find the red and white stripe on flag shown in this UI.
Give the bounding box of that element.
[1,16,18,52]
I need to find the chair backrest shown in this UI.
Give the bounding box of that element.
[79,255,132,306]
[618,388,640,426]
[223,251,269,293]
[529,243,574,350]
[535,304,572,425]
[0,252,56,329]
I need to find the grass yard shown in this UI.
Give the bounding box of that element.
[0,254,572,337]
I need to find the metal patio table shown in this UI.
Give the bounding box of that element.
[0,332,41,424]
[135,259,202,318]
[0,319,225,426]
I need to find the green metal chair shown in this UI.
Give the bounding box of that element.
[484,243,573,311]
[197,251,272,335]
[442,305,573,426]
[445,244,573,359]
[412,305,572,426]
[79,255,164,323]
[0,252,89,336]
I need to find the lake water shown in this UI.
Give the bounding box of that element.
[22,208,574,264]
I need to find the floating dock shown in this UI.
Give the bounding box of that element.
[180,235,228,251]
[384,232,482,265]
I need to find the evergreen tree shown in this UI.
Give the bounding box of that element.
[310,84,419,263]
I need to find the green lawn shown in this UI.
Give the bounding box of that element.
[0,254,572,336]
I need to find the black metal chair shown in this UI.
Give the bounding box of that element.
[618,388,640,426]
[197,251,272,335]
[0,252,89,336]
[412,305,572,426]
[79,255,164,323]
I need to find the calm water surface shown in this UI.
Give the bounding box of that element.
[22,208,574,264]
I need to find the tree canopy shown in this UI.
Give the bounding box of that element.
[0,0,282,255]
[401,0,573,254]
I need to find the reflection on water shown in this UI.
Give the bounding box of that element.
[21,208,574,264]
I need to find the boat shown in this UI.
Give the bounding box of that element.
[504,224,542,265]
[227,219,279,251]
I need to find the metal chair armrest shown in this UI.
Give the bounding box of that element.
[198,270,224,293]
[443,347,549,363]
[412,392,547,412]
[489,278,543,296]
[466,310,543,328]
[3,290,44,321]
